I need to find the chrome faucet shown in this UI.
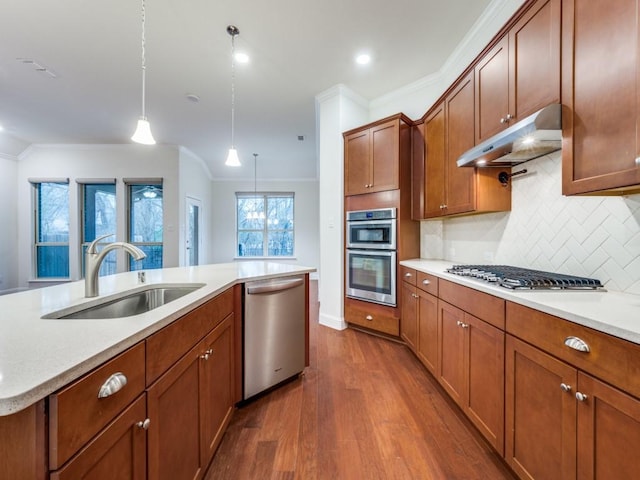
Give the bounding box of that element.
[85,234,147,297]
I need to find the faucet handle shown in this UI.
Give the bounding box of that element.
[87,233,115,254]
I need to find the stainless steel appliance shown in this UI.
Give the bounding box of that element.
[243,275,306,400]
[347,208,396,250]
[446,265,603,290]
[346,249,397,306]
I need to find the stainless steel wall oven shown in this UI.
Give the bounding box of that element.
[346,208,397,306]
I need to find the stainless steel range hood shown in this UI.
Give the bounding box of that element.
[457,103,562,167]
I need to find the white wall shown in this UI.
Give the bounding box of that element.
[179,148,213,266]
[209,179,320,270]
[0,155,18,291]
[16,144,181,287]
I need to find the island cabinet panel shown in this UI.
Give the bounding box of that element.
[50,395,147,480]
[49,342,146,470]
[562,0,640,195]
[146,288,233,385]
[0,400,46,480]
[475,0,560,143]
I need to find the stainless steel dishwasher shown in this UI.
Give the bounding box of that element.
[243,275,306,400]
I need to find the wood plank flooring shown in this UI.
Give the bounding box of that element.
[205,282,516,479]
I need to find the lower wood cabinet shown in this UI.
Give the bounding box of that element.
[416,287,438,375]
[400,279,418,352]
[438,300,505,454]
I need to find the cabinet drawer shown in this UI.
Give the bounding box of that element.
[399,266,417,286]
[506,302,640,399]
[439,280,505,329]
[345,303,399,336]
[416,271,438,296]
[49,342,145,469]
[146,288,233,385]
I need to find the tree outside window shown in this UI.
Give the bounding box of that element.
[34,182,70,278]
[81,183,117,277]
[237,193,294,257]
[128,183,163,270]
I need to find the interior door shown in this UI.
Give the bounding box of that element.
[186,197,201,266]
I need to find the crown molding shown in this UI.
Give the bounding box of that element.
[178,146,213,181]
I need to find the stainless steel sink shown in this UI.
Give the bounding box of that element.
[42,283,205,319]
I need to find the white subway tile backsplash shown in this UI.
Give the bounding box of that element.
[427,151,640,294]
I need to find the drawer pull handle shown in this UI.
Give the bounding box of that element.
[560,383,572,393]
[365,315,373,321]
[412,293,419,299]
[404,272,413,278]
[576,392,588,402]
[98,372,128,399]
[564,336,590,353]
[422,279,431,285]
[136,418,151,430]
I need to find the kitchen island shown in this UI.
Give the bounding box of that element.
[0,261,314,479]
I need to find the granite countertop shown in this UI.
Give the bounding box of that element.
[401,259,640,345]
[0,261,314,416]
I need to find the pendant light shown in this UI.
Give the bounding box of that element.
[225,25,241,166]
[131,0,156,145]
[248,153,264,219]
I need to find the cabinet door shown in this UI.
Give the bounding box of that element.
[411,122,425,220]
[576,373,640,480]
[200,315,234,465]
[344,129,371,196]
[505,335,577,480]
[400,282,418,352]
[562,0,640,194]
[416,290,438,375]
[475,36,510,143]
[445,73,476,216]
[50,395,147,480]
[147,345,203,480]
[437,301,466,405]
[424,102,447,218]
[465,314,505,454]
[370,120,400,192]
[509,0,560,122]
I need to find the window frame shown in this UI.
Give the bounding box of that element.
[31,179,70,279]
[126,180,164,271]
[235,191,295,258]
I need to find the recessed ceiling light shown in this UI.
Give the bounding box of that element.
[355,54,371,65]
[0,124,4,132]
[185,93,200,103]
[235,52,249,64]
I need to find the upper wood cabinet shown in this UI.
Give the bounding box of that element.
[420,73,511,219]
[344,114,411,196]
[561,0,640,195]
[475,0,560,143]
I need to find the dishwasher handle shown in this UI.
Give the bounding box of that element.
[246,277,304,295]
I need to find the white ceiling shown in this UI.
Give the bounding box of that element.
[0,0,493,179]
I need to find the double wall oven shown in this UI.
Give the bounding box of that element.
[346,208,397,306]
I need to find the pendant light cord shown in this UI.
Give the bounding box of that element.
[230,32,236,148]
[140,0,147,119]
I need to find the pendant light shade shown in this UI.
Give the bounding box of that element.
[131,0,156,145]
[225,25,240,166]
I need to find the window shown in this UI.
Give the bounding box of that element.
[80,182,117,277]
[33,181,69,278]
[127,182,163,270]
[236,193,294,257]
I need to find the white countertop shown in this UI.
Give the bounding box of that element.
[401,259,640,345]
[0,262,314,416]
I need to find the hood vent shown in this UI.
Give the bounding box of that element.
[457,103,562,167]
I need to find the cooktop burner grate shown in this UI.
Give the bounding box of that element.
[446,265,604,290]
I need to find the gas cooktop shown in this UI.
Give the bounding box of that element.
[446,265,604,290]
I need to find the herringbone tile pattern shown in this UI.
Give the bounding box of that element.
[422,152,640,294]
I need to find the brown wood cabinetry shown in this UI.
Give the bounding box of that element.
[561,0,640,195]
[475,0,560,143]
[345,297,399,337]
[399,267,418,351]
[506,302,640,479]
[419,73,511,219]
[344,115,411,196]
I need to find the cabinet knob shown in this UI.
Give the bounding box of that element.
[564,336,590,353]
[411,293,419,299]
[500,117,507,124]
[576,392,588,402]
[456,320,469,329]
[365,315,373,321]
[98,372,128,399]
[404,272,413,278]
[136,418,151,430]
[506,113,513,121]
[560,383,572,393]
[422,279,431,285]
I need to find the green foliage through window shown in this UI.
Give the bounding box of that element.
[236,193,294,257]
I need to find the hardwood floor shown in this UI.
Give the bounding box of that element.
[205,282,515,479]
